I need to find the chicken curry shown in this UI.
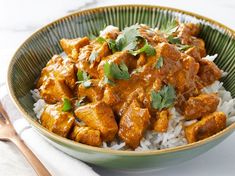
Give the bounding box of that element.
[36,20,226,149]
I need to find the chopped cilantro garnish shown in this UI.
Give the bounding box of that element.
[176,44,191,51]
[62,98,72,112]
[89,50,98,64]
[160,20,179,35]
[167,35,181,44]
[96,36,117,53]
[151,85,176,110]
[77,70,92,88]
[104,61,130,81]
[129,39,156,57]
[115,24,140,51]
[167,35,191,51]
[96,36,107,44]
[156,56,164,69]
[107,39,117,53]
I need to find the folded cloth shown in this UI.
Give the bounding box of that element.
[0,85,99,176]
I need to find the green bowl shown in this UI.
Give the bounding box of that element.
[7,5,235,169]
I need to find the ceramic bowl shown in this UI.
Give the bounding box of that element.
[7,5,235,169]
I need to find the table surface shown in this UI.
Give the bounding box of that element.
[1,0,235,175]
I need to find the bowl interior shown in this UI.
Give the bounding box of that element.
[8,5,235,132]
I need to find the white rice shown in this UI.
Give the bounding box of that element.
[31,54,235,151]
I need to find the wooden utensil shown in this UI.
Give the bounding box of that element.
[0,102,51,176]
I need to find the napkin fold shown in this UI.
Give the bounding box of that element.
[0,85,99,176]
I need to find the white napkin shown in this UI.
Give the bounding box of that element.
[13,119,99,176]
[0,85,99,176]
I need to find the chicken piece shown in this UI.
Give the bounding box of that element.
[69,125,102,147]
[153,110,169,132]
[157,42,181,62]
[39,78,73,104]
[185,46,201,62]
[118,100,151,149]
[198,59,222,87]
[77,41,110,78]
[117,87,145,117]
[37,55,76,90]
[185,111,226,143]
[60,37,90,60]
[178,23,200,38]
[75,101,118,141]
[177,23,206,57]
[137,53,147,67]
[99,25,120,40]
[41,103,75,137]
[190,38,206,57]
[157,43,199,93]
[102,85,120,106]
[184,93,219,120]
[172,54,199,93]
[77,79,104,102]
[97,51,136,78]
[139,24,167,46]
[78,41,110,63]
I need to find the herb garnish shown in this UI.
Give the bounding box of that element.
[167,35,181,44]
[151,85,176,110]
[77,70,92,88]
[115,24,140,51]
[96,36,117,53]
[156,56,164,69]
[62,98,72,112]
[104,61,130,81]
[167,35,191,51]
[97,25,156,56]
[129,39,156,57]
[96,36,107,44]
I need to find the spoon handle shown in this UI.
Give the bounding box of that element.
[11,135,51,176]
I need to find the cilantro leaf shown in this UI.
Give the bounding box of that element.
[107,39,117,53]
[176,44,191,51]
[129,39,156,56]
[104,61,130,80]
[115,24,140,51]
[160,20,179,35]
[96,36,107,44]
[77,70,92,88]
[95,36,117,53]
[151,85,176,110]
[156,56,164,69]
[167,35,191,51]
[89,50,98,64]
[62,98,72,112]
[167,35,181,44]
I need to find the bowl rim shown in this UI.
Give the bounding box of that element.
[7,4,235,156]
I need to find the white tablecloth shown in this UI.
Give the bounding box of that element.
[0,0,235,175]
